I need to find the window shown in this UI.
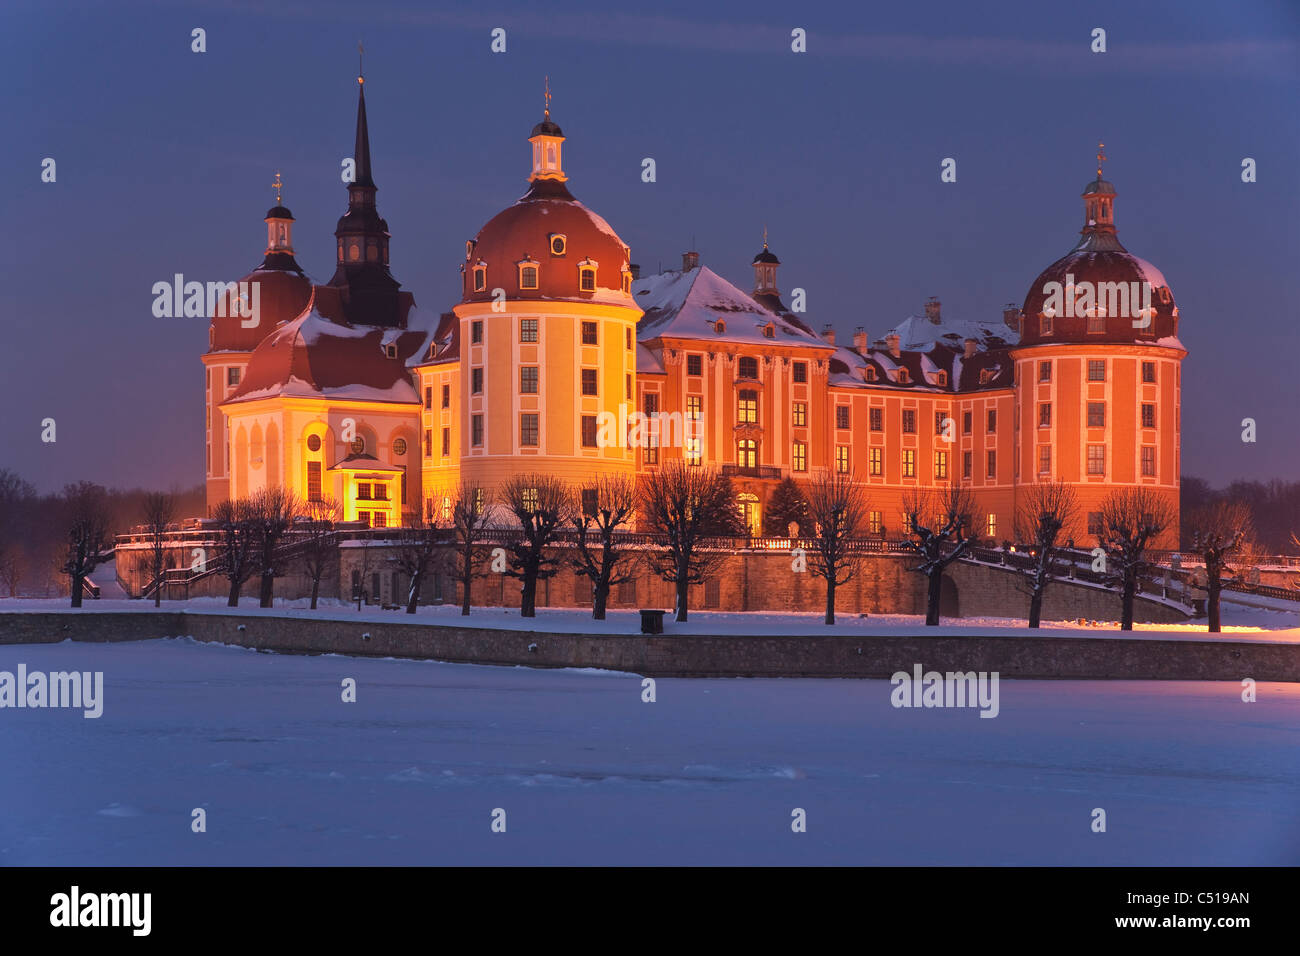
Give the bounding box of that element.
[1141,445,1156,477]
[307,461,321,502]
[896,368,910,384]
[762,324,775,339]
[792,442,807,472]
[520,366,538,393]
[472,266,486,292]
[1087,512,1103,536]
[870,407,883,432]
[520,413,539,447]
[793,361,808,383]
[1087,444,1105,475]
[350,436,366,455]
[522,487,538,512]
[385,343,398,359]
[738,390,758,423]
[644,435,659,465]
[581,415,598,447]
[792,402,807,427]
[579,267,596,292]
[580,488,598,517]
[227,367,241,387]
[357,482,372,500]
[934,412,945,435]
[423,429,432,458]
[1039,361,1051,382]
[423,386,432,410]
[519,264,539,289]
[625,328,632,349]
[626,373,632,400]
[1087,402,1105,427]
[836,405,850,430]
[441,427,450,457]
[471,415,483,447]
[1040,313,1053,335]
[373,483,389,501]
[1087,313,1105,333]
[581,321,598,345]
[869,447,883,476]
[473,488,485,516]
[441,384,450,408]
[901,449,915,478]
[372,512,387,528]
[962,450,972,479]
[738,356,759,379]
[902,409,916,434]
[869,510,883,535]
[935,371,948,387]
[1087,359,1105,381]
[986,513,997,538]
[865,367,877,382]
[987,409,997,434]
[687,354,703,376]
[1039,403,1051,427]
[1142,361,1156,383]
[1141,403,1156,428]
[644,392,659,416]
[471,367,483,394]
[986,450,996,479]
[471,320,483,344]
[836,446,850,474]
[934,451,948,479]
[1038,445,1050,475]
[307,433,322,452]
[520,318,538,343]
[685,435,701,465]
[549,234,566,256]
[687,395,702,420]
[962,411,971,434]
[581,368,598,396]
[738,439,757,469]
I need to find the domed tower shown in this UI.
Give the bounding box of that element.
[203,172,312,512]
[454,89,641,494]
[750,230,782,312]
[1012,145,1185,548]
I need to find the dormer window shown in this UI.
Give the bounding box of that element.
[384,343,398,359]
[979,369,994,385]
[465,240,475,261]
[935,370,948,387]
[896,368,910,384]
[762,322,775,339]
[1040,313,1054,335]
[714,319,726,335]
[549,234,567,256]
[864,366,876,382]
[518,258,540,290]
[472,262,487,292]
[577,258,598,292]
[621,268,632,294]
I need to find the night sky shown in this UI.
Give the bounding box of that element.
[4,0,1297,494]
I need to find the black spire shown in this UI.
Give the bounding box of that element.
[353,79,375,188]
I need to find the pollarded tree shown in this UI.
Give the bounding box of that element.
[250,486,300,608]
[901,481,977,626]
[1013,479,1080,629]
[763,476,812,537]
[213,497,258,607]
[500,474,572,617]
[640,462,745,623]
[1097,487,1174,631]
[298,497,340,611]
[572,473,639,620]
[451,482,492,616]
[1188,499,1253,633]
[394,509,453,614]
[141,491,176,608]
[60,481,112,608]
[804,469,868,625]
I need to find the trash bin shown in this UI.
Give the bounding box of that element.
[639,609,666,634]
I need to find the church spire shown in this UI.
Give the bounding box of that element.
[352,62,375,189]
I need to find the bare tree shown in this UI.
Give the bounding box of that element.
[500,474,572,618]
[1013,479,1080,629]
[298,497,340,610]
[141,491,176,608]
[0,470,36,597]
[249,487,299,608]
[394,510,452,614]
[571,473,639,620]
[640,462,745,623]
[1098,487,1174,631]
[901,482,977,626]
[804,469,869,624]
[60,481,112,608]
[213,497,258,607]
[450,483,492,616]
[1188,499,1253,633]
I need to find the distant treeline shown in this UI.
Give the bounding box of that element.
[1179,476,1300,554]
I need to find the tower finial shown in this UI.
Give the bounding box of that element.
[544,75,551,117]
[1096,140,1106,178]
[358,40,364,84]
[763,224,768,250]
[272,170,283,205]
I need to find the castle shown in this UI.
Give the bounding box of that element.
[203,77,1184,548]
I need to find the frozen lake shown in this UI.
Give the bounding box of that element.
[2,638,1298,865]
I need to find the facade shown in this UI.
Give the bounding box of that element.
[205,82,1184,548]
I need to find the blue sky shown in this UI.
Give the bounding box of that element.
[3,0,1297,492]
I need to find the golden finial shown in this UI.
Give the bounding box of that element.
[544,75,551,117]
[358,41,364,84]
[272,170,283,205]
[763,224,768,249]
[1097,141,1106,178]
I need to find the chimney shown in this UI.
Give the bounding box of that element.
[925,297,941,324]
[963,338,978,359]
[821,324,836,346]
[852,326,868,351]
[1002,302,1021,331]
[630,263,641,280]
[886,333,901,358]
[682,251,699,271]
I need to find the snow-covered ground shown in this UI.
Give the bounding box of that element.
[2,594,1297,643]
[1,638,1297,865]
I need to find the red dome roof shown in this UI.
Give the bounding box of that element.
[462,179,633,306]
[209,263,312,352]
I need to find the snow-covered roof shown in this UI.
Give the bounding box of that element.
[876,312,1016,353]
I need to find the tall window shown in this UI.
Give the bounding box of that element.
[687,354,702,376]
[441,384,450,408]
[441,428,450,457]
[423,429,432,458]
[738,356,759,379]
[962,410,972,434]
[934,450,948,479]
[793,361,808,383]
[687,395,702,420]
[471,367,483,394]
[901,449,915,478]
[738,390,758,423]
[520,366,538,393]
[581,415,598,448]
[1087,512,1103,536]
[869,511,882,535]
[581,321,598,345]
[1087,444,1105,475]
[870,407,883,431]
[869,447,882,476]
[227,367,241,387]
[1087,313,1105,333]
[519,264,539,289]
[987,409,997,434]
[986,450,997,479]
[1040,313,1053,335]
[1087,402,1105,427]
[836,446,850,474]
[579,268,596,292]
[581,368,598,396]
[1142,361,1156,383]
[902,409,916,434]
[1141,403,1156,428]
[1039,403,1051,427]
[1039,361,1051,382]
[423,386,432,410]
[836,405,850,429]
[471,320,483,344]
[520,413,539,447]
[1141,446,1156,477]
[1038,445,1050,475]
[792,402,807,427]
[962,450,972,479]
[986,513,997,538]
[471,415,484,447]
[1087,359,1106,381]
[520,318,538,343]
[738,439,757,469]
[472,266,486,292]
[306,461,321,502]
[792,441,807,472]
[934,411,946,435]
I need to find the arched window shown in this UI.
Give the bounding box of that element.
[472,263,487,292]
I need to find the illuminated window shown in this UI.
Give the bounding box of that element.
[738,439,757,469]
[836,446,850,474]
[792,402,807,427]
[523,487,539,512]
[1087,512,1103,536]
[901,449,915,478]
[869,510,882,534]
[738,390,758,424]
[870,447,882,476]
[687,395,702,420]
[986,513,996,538]
[792,442,807,472]
[934,451,948,479]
